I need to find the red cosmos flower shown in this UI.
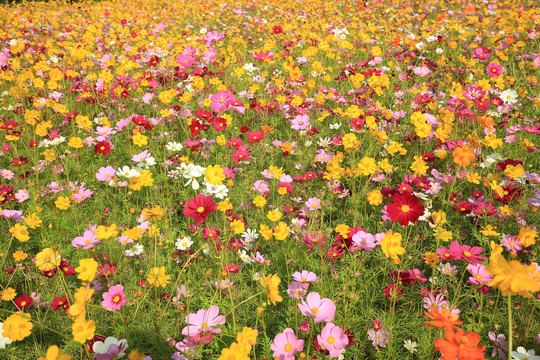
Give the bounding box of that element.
[59,259,76,276]
[189,119,203,136]
[11,156,29,167]
[272,25,283,34]
[51,295,70,311]
[232,149,250,163]
[14,295,33,310]
[246,130,264,143]
[183,194,217,223]
[386,192,425,226]
[210,117,227,132]
[94,141,111,156]
[383,283,404,302]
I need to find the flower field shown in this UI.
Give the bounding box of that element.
[1,0,540,358]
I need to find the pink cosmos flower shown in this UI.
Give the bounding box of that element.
[181,305,226,338]
[317,322,349,357]
[298,292,336,323]
[351,231,376,251]
[449,241,487,264]
[534,56,540,67]
[252,180,269,193]
[502,235,522,252]
[95,166,116,182]
[176,54,196,68]
[304,197,321,211]
[292,270,318,283]
[202,48,218,64]
[210,90,235,113]
[486,63,503,77]
[101,284,126,311]
[291,114,310,130]
[466,263,493,285]
[414,66,431,77]
[270,328,304,360]
[72,229,101,249]
[287,282,308,299]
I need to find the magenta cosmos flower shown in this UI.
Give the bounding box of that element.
[101,284,126,311]
[183,194,217,223]
[298,292,336,323]
[317,322,349,358]
[209,90,235,113]
[181,305,226,338]
[486,63,503,77]
[270,328,304,360]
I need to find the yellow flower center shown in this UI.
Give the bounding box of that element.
[463,251,471,257]
[284,343,292,352]
[327,336,335,344]
[113,295,121,303]
[197,206,205,213]
[201,322,208,329]
[311,307,319,315]
[401,205,410,213]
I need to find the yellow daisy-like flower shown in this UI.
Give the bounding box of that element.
[486,254,540,298]
[260,274,283,305]
[75,258,99,282]
[380,230,405,264]
[35,248,61,272]
[147,266,170,287]
[3,311,33,341]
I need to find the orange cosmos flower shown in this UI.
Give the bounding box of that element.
[453,145,475,167]
[424,306,463,330]
[434,328,486,360]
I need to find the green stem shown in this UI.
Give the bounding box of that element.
[508,294,513,359]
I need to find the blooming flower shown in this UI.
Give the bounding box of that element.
[317,322,349,358]
[386,192,425,226]
[270,328,304,360]
[182,305,226,338]
[297,292,336,323]
[101,284,126,311]
[183,194,217,223]
[147,266,170,288]
[93,336,128,360]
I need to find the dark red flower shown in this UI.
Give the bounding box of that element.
[51,295,70,311]
[94,141,111,156]
[383,283,403,302]
[189,119,203,136]
[386,191,425,226]
[11,156,29,167]
[14,295,33,310]
[59,259,76,276]
[183,194,217,223]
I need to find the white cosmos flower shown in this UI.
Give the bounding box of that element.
[500,89,519,105]
[182,163,205,190]
[116,166,139,179]
[124,243,144,256]
[166,141,183,151]
[176,236,193,250]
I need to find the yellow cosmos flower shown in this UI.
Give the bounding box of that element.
[35,248,61,272]
[380,230,405,264]
[261,274,283,305]
[3,312,33,341]
[486,254,540,298]
[75,258,98,282]
[147,266,170,287]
